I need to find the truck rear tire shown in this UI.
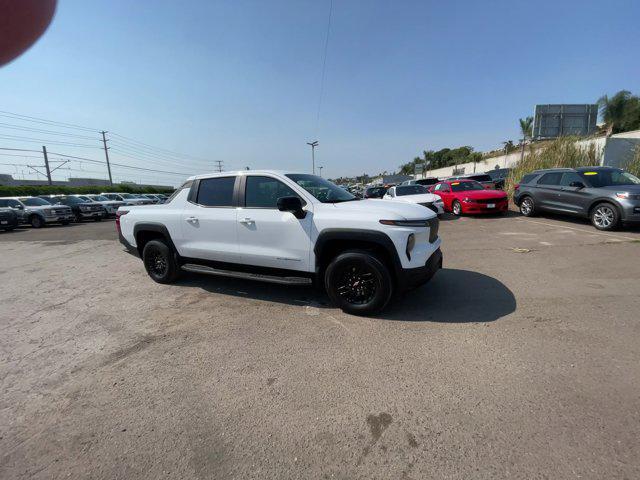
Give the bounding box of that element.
[324,250,393,316]
[142,239,180,284]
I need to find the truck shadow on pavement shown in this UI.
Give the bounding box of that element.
[377,268,516,323]
[176,268,516,324]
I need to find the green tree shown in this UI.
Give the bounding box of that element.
[519,116,533,162]
[502,140,516,154]
[598,90,640,134]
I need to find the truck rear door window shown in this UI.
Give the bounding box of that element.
[196,177,236,207]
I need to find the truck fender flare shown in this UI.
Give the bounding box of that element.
[133,222,178,254]
[314,228,403,275]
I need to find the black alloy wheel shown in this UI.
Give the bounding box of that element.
[325,250,393,315]
[142,239,180,283]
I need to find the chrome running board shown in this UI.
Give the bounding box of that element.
[181,263,312,285]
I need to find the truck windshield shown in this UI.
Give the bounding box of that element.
[59,196,83,204]
[20,197,51,206]
[286,174,357,203]
[579,169,640,187]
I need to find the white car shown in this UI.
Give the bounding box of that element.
[101,192,153,205]
[117,170,442,316]
[69,194,123,217]
[383,185,445,215]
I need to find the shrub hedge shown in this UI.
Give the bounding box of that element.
[0,184,174,197]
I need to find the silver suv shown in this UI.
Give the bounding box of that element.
[513,166,640,230]
[0,197,74,228]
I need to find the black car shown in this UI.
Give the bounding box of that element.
[486,168,511,190]
[364,186,388,199]
[513,166,640,230]
[41,196,106,222]
[0,207,19,231]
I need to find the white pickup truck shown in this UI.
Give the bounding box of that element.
[117,171,442,315]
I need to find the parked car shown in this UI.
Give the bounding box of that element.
[117,171,442,315]
[363,186,388,199]
[446,173,496,189]
[0,207,19,231]
[513,166,640,230]
[0,196,74,228]
[101,193,153,205]
[383,184,444,215]
[430,180,508,215]
[485,168,511,190]
[76,194,126,217]
[400,178,440,187]
[138,194,161,204]
[42,195,105,222]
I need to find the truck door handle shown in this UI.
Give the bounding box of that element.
[239,217,254,224]
[186,216,198,224]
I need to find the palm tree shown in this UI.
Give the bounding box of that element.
[519,116,533,162]
[598,90,633,134]
[502,140,515,153]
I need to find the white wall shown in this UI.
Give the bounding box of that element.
[415,130,640,180]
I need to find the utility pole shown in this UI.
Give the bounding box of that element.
[318,166,323,177]
[42,146,52,185]
[214,160,224,172]
[100,131,114,186]
[306,141,318,175]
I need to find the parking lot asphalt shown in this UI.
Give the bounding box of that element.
[1,214,640,479]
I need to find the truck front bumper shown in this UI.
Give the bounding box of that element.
[398,247,443,291]
[44,214,75,223]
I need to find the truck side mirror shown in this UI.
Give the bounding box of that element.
[277,196,306,219]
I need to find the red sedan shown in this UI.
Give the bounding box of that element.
[429,180,508,215]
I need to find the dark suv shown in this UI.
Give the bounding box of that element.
[513,166,640,230]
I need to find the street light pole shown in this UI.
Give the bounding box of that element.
[306,141,318,175]
[318,166,323,177]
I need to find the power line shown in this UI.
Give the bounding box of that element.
[44,150,191,176]
[0,122,99,140]
[0,110,99,132]
[109,144,211,169]
[107,149,201,175]
[0,152,44,159]
[109,131,212,163]
[0,110,217,170]
[315,0,334,135]
[0,134,100,148]
[0,147,49,153]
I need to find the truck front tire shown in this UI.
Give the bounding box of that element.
[30,215,44,228]
[324,250,393,316]
[142,239,180,284]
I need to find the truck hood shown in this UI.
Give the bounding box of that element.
[328,199,436,219]
[25,205,62,212]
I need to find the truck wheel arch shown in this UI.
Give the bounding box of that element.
[314,229,402,282]
[133,223,178,258]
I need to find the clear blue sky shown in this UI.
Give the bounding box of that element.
[1,0,639,185]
